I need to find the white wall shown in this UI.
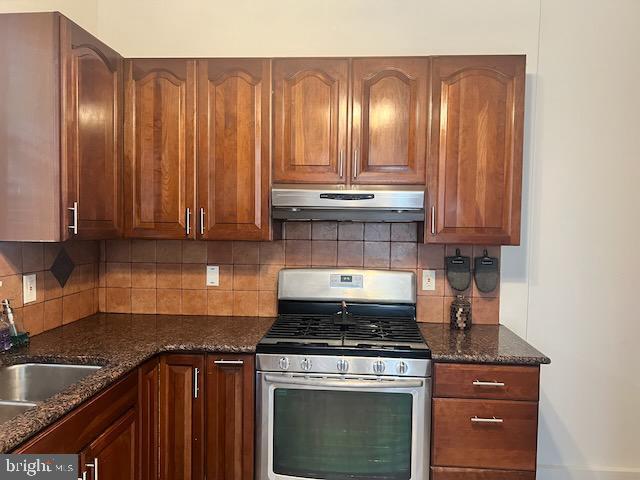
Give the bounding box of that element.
[0,0,98,33]
[2,0,638,478]
[526,1,640,478]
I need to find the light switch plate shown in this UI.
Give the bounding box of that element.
[23,273,37,304]
[422,270,436,291]
[206,266,220,287]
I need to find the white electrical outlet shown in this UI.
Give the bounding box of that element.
[422,270,436,291]
[206,266,220,287]
[23,273,37,304]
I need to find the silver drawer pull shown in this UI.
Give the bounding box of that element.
[213,359,244,365]
[471,416,503,424]
[473,380,505,387]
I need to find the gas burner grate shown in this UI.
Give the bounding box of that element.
[264,314,344,339]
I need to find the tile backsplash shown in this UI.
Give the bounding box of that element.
[98,222,501,324]
[0,241,100,336]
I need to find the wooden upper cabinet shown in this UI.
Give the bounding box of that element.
[351,58,429,185]
[197,59,271,240]
[61,19,124,240]
[427,55,525,245]
[124,59,197,239]
[273,59,349,183]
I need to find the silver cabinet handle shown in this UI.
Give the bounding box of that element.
[85,458,98,480]
[473,380,506,387]
[193,367,199,399]
[68,201,78,235]
[213,359,244,365]
[185,208,191,236]
[199,208,205,236]
[338,150,344,177]
[353,149,359,178]
[430,205,436,234]
[471,416,503,424]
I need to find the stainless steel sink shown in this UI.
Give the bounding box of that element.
[0,400,37,424]
[0,363,102,402]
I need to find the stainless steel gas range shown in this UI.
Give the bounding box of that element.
[256,268,432,480]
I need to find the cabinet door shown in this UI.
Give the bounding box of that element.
[61,18,123,240]
[139,358,159,480]
[205,355,255,480]
[427,56,525,245]
[80,408,137,480]
[351,58,429,184]
[160,354,204,480]
[124,59,197,239]
[273,59,349,183]
[197,59,271,240]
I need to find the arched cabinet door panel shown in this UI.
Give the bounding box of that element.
[427,55,525,245]
[351,58,429,185]
[197,59,271,240]
[273,59,349,184]
[124,59,196,239]
[62,19,123,240]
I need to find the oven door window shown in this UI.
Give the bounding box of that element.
[273,388,413,479]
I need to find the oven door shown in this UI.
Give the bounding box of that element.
[256,371,431,480]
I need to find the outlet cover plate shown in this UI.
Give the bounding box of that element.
[23,273,37,304]
[206,266,220,287]
[422,269,436,291]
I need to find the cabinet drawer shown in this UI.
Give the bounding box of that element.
[431,467,536,480]
[432,398,538,471]
[434,364,539,401]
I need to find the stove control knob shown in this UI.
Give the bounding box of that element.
[397,361,409,375]
[372,360,386,375]
[300,358,312,371]
[278,357,290,371]
[336,359,349,373]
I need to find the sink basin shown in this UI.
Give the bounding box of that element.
[0,363,102,402]
[0,400,37,424]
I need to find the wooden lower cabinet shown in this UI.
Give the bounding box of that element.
[431,466,536,480]
[431,362,540,478]
[160,354,205,480]
[205,354,255,480]
[14,371,138,480]
[13,354,256,480]
[80,408,137,480]
[139,358,160,480]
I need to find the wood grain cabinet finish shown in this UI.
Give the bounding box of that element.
[14,372,138,455]
[273,59,349,184]
[427,55,525,245]
[434,364,539,401]
[62,18,124,240]
[160,354,204,480]
[0,12,124,241]
[124,59,197,239]
[431,467,536,480]
[205,354,255,480]
[139,358,160,480]
[197,59,271,240]
[80,408,137,480]
[351,57,429,184]
[432,398,538,471]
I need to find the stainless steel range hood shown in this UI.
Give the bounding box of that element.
[272,184,425,222]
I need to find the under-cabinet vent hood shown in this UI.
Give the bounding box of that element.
[272,184,425,222]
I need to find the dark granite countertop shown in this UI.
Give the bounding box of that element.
[420,323,551,366]
[0,313,274,453]
[0,313,549,452]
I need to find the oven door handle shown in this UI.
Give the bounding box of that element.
[264,374,424,389]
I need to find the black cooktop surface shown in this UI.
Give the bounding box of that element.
[258,306,430,358]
